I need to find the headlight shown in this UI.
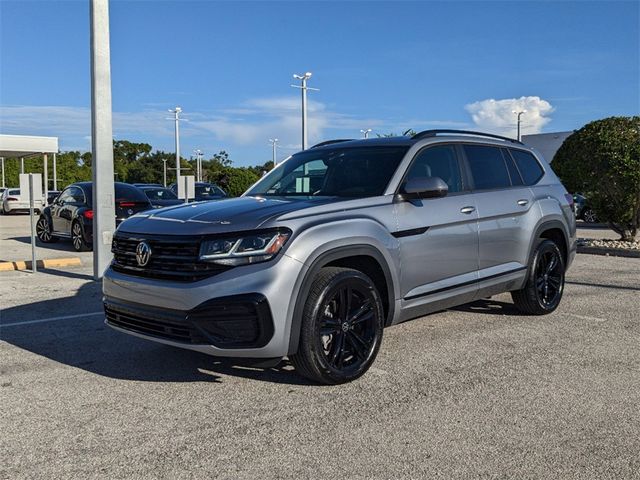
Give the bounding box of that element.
[199,230,291,266]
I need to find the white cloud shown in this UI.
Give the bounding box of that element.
[464,96,554,138]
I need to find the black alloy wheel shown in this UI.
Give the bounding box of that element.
[71,221,89,252]
[512,239,565,315]
[291,267,384,384]
[582,208,598,223]
[36,216,58,243]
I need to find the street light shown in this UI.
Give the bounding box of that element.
[360,128,372,139]
[269,138,279,166]
[512,109,527,141]
[162,158,168,187]
[169,106,183,178]
[193,149,203,181]
[291,72,318,150]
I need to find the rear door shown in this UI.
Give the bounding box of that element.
[395,144,479,303]
[461,144,536,282]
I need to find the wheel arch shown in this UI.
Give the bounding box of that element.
[531,220,569,267]
[286,244,396,355]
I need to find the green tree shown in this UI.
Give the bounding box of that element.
[553,116,640,241]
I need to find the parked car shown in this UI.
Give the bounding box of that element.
[133,183,163,188]
[169,182,227,202]
[0,188,43,214]
[47,190,61,205]
[36,182,153,251]
[103,130,576,384]
[138,185,183,208]
[573,193,598,223]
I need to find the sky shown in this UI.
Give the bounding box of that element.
[0,0,639,166]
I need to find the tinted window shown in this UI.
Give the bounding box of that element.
[464,145,512,190]
[247,146,408,198]
[8,189,20,195]
[405,145,463,193]
[143,188,178,200]
[510,149,544,185]
[502,149,524,186]
[195,184,226,198]
[114,184,149,202]
[58,187,83,205]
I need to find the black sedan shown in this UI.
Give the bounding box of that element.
[36,182,153,251]
[138,185,184,208]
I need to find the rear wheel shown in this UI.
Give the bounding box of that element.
[582,208,598,223]
[36,216,58,243]
[71,221,90,252]
[290,267,384,384]
[512,239,565,315]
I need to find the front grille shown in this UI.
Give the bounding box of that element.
[111,232,231,281]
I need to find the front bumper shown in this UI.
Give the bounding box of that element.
[103,253,307,358]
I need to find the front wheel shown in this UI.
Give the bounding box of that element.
[512,239,565,315]
[290,267,384,384]
[71,221,90,252]
[36,216,58,243]
[582,208,598,223]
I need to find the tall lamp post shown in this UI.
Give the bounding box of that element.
[512,109,527,141]
[169,106,183,178]
[193,149,203,181]
[360,128,372,139]
[162,158,168,187]
[269,138,279,166]
[291,72,318,150]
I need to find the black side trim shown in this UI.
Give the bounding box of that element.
[404,266,527,301]
[391,226,430,238]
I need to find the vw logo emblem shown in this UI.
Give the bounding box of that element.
[135,241,152,267]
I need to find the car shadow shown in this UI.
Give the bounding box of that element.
[9,235,77,253]
[0,281,313,386]
[450,298,525,316]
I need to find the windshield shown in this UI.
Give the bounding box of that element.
[144,188,178,200]
[196,185,226,198]
[246,146,408,198]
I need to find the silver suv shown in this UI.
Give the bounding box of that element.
[103,130,576,384]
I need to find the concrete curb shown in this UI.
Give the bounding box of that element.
[577,246,640,259]
[0,257,83,271]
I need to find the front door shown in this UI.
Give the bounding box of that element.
[394,144,479,303]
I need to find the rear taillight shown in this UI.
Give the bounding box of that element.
[7,197,18,202]
[119,201,135,208]
[83,210,94,220]
[564,193,574,207]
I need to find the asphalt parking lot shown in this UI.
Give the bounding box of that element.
[1,245,638,478]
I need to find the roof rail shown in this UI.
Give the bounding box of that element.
[310,139,354,149]
[411,129,523,145]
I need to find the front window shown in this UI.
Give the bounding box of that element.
[246,146,408,198]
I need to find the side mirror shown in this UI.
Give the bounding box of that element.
[399,176,448,200]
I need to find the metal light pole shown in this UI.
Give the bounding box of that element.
[52,152,57,190]
[291,72,318,150]
[21,157,24,173]
[90,0,117,279]
[1,157,4,188]
[169,107,182,179]
[512,109,527,141]
[269,138,279,166]
[193,149,203,182]
[162,159,167,187]
[360,128,372,139]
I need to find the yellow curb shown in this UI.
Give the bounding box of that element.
[0,257,83,271]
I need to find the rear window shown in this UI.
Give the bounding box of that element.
[115,184,149,202]
[196,185,225,198]
[509,149,544,185]
[143,188,178,200]
[8,189,20,195]
[463,145,512,190]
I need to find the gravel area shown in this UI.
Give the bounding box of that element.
[578,238,640,250]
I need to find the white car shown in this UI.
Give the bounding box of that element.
[0,188,43,214]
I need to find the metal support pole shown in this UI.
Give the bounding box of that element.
[53,153,57,191]
[43,153,48,207]
[170,107,182,179]
[29,174,37,273]
[90,0,117,280]
[21,157,24,173]
[162,159,167,187]
[184,175,188,204]
[1,157,4,188]
[301,79,307,150]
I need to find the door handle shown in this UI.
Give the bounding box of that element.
[460,206,475,214]
[517,199,529,206]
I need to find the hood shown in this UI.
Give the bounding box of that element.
[117,196,339,235]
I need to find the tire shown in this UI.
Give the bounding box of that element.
[511,239,565,315]
[582,208,598,223]
[290,267,384,384]
[71,220,90,252]
[36,216,59,243]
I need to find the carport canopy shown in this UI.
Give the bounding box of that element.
[0,134,59,197]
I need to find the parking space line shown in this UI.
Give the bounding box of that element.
[1,311,104,328]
